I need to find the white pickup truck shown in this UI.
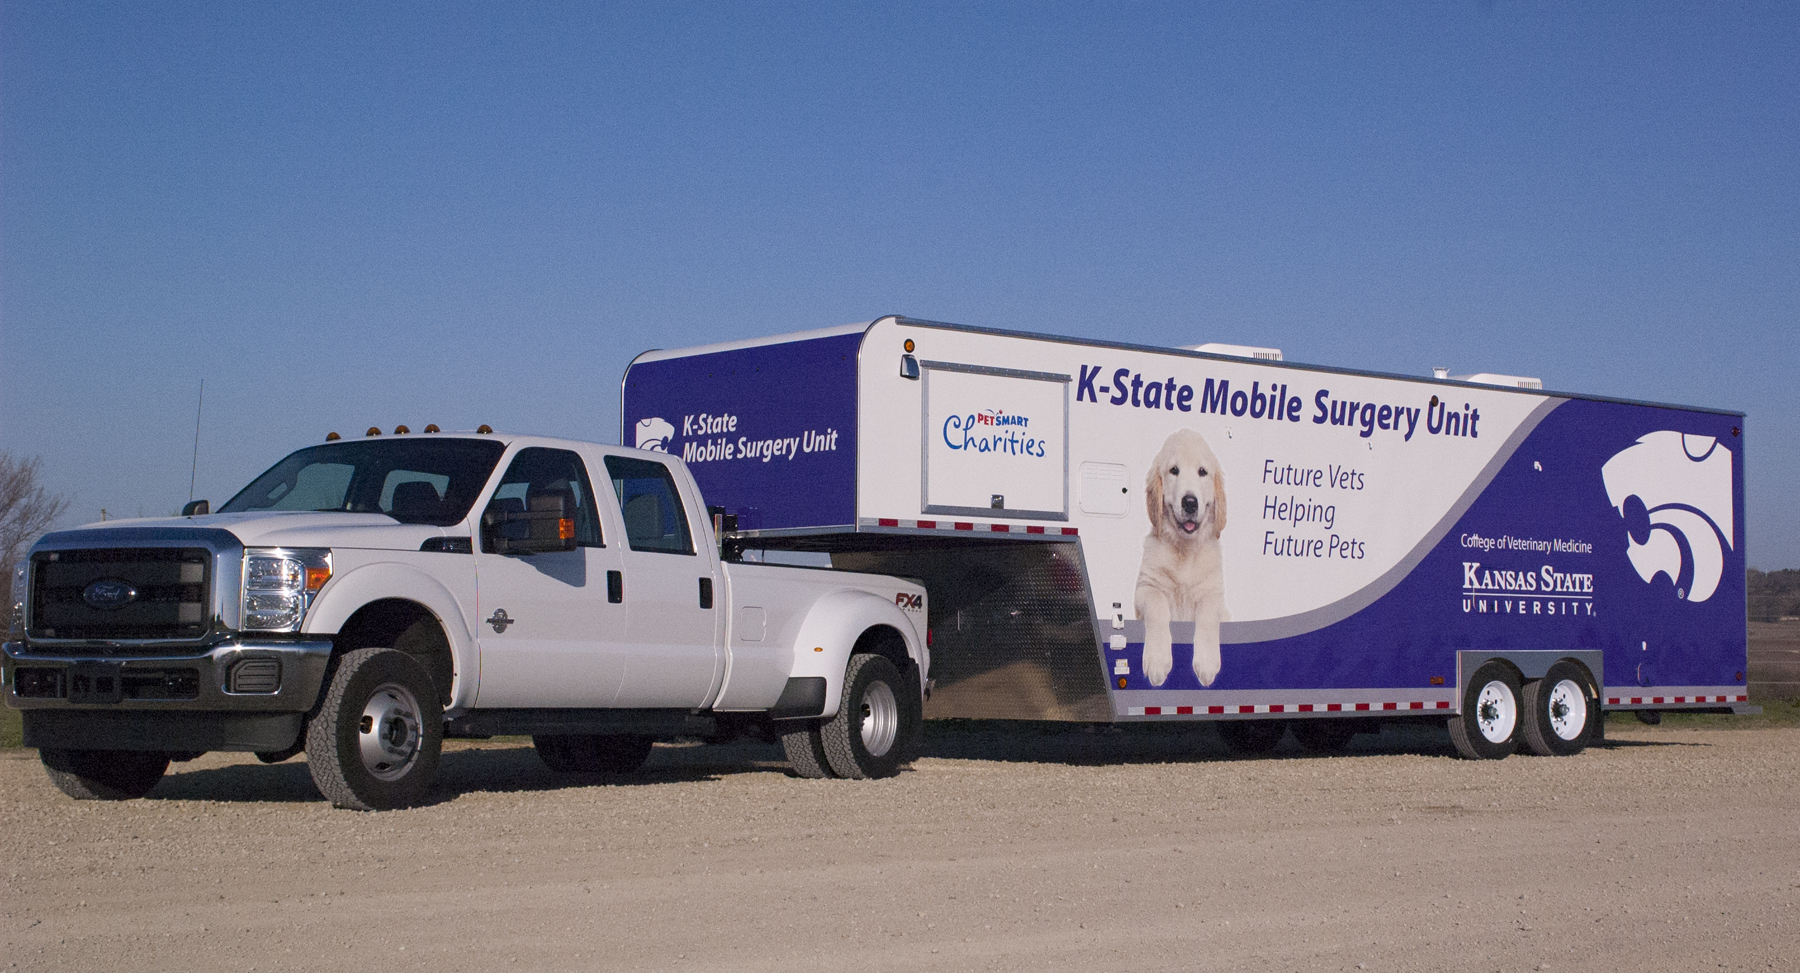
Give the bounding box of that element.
[4,430,929,809]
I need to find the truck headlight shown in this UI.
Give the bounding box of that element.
[241,549,332,632]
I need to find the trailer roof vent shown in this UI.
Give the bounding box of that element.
[1188,342,1283,361]
[1451,372,1544,390]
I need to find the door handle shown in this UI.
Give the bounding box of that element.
[607,570,623,604]
[698,577,714,610]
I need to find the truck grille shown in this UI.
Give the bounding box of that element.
[29,548,212,644]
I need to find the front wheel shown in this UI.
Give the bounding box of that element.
[40,749,169,800]
[306,647,443,810]
[1449,661,1521,760]
[819,654,921,780]
[1520,661,1596,757]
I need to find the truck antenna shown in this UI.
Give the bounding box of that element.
[188,379,204,502]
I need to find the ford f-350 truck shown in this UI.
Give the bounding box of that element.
[4,431,929,809]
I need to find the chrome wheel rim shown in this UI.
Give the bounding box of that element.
[358,681,422,781]
[1475,679,1517,744]
[1546,678,1588,741]
[858,680,899,758]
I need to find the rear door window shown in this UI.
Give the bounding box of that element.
[604,456,694,555]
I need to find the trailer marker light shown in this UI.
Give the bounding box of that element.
[1117,677,1127,689]
[814,646,824,652]
[1430,676,1445,685]
[904,339,915,352]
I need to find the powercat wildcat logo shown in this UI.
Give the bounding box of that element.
[1600,431,1734,602]
[635,417,674,452]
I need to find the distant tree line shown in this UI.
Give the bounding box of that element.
[1748,568,1800,622]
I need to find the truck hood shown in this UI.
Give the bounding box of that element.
[54,512,456,551]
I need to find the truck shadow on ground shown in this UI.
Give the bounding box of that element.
[144,741,792,805]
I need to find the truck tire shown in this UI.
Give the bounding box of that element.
[533,734,582,773]
[40,748,169,800]
[1449,661,1521,760]
[780,722,835,779]
[820,654,919,780]
[1520,661,1596,757]
[1291,718,1358,754]
[305,647,443,810]
[1218,719,1287,755]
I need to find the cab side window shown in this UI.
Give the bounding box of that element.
[604,456,694,555]
[484,448,604,552]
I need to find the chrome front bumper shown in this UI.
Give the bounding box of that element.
[3,638,333,713]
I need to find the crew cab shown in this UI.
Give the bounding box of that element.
[4,430,929,809]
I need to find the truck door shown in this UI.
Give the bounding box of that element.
[603,454,723,708]
[473,447,627,707]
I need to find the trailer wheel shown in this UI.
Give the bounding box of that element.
[779,721,835,779]
[40,749,169,800]
[820,654,920,780]
[1520,662,1596,757]
[305,647,443,810]
[1218,719,1287,755]
[1291,718,1358,754]
[1449,662,1520,760]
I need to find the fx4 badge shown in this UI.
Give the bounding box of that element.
[895,592,923,612]
[487,609,515,634]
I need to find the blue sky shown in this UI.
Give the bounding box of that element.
[3,2,1796,566]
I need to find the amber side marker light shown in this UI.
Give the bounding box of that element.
[477,424,494,434]
[305,566,332,591]
[394,425,410,435]
[325,432,341,441]
[1430,676,1445,685]
[424,424,440,433]
[903,338,915,352]
[366,427,382,436]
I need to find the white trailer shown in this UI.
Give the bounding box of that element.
[623,315,1752,758]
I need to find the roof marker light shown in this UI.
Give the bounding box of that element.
[477,425,493,434]
[325,432,341,441]
[366,427,382,437]
[394,425,410,435]
[424,424,440,433]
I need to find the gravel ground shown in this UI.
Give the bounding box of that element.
[3,719,1797,973]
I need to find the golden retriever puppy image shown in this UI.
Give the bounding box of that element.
[1134,428,1228,687]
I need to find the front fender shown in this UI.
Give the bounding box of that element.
[786,589,926,719]
[303,561,479,710]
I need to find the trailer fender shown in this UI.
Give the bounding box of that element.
[303,563,478,710]
[784,589,925,720]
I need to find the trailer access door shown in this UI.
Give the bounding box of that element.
[919,361,1070,522]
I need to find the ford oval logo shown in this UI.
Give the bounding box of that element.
[82,578,138,611]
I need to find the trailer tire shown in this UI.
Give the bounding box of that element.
[1291,718,1358,754]
[780,722,835,779]
[820,654,919,780]
[40,749,169,800]
[305,647,443,810]
[1449,662,1521,760]
[1218,719,1287,755]
[1520,662,1596,757]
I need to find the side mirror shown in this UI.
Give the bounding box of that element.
[481,493,578,555]
[182,500,210,516]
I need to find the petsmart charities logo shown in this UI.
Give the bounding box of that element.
[942,408,1049,457]
[637,413,840,465]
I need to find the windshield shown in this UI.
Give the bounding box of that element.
[220,439,506,526]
